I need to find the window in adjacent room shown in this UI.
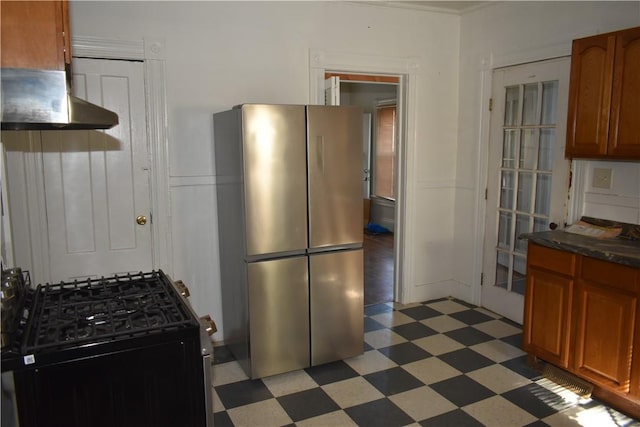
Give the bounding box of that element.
[373,101,396,200]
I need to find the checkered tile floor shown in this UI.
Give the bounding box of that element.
[212,298,639,426]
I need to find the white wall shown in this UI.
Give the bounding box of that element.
[70,1,460,340]
[576,160,640,224]
[456,2,640,303]
[53,1,640,340]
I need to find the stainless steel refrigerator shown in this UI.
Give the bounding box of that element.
[214,104,364,379]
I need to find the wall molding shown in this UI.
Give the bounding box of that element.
[470,66,492,306]
[0,141,12,267]
[584,192,640,208]
[416,179,458,189]
[491,41,571,70]
[72,36,167,61]
[568,160,586,223]
[170,175,217,187]
[2,133,51,284]
[412,279,465,303]
[73,36,144,60]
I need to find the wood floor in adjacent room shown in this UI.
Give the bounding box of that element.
[364,231,394,306]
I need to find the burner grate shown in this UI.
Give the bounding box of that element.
[21,271,194,353]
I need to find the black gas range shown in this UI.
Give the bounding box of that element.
[1,269,214,427]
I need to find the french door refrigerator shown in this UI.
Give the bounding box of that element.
[214,104,364,379]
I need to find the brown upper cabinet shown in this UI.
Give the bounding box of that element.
[1,0,71,71]
[566,26,640,160]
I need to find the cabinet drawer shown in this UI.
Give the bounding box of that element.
[528,243,577,276]
[581,256,640,293]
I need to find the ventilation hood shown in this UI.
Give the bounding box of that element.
[1,68,118,130]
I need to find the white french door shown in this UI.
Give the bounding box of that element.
[482,57,571,324]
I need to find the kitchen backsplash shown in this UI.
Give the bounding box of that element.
[578,160,640,225]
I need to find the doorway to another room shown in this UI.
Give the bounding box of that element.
[330,74,399,306]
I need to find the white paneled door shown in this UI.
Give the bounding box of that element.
[42,58,152,281]
[482,58,571,324]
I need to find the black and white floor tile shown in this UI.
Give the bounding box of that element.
[211,298,639,426]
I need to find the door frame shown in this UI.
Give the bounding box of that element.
[474,42,578,310]
[11,36,172,282]
[309,49,419,304]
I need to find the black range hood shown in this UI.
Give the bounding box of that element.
[1,68,118,131]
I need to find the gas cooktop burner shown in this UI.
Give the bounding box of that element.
[20,271,194,353]
[59,323,93,342]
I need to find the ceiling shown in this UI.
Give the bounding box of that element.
[373,1,492,14]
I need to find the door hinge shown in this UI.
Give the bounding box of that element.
[484,188,488,200]
[149,212,153,224]
[488,98,493,112]
[569,169,572,188]
[480,273,484,286]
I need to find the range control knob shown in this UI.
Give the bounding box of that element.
[200,315,217,336]
[174,280,190,298]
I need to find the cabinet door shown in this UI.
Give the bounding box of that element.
[523,267,574,368]
[565,33,615,158]
[573,258,638,393]
[0,1,70,70]
[608,27,640,158]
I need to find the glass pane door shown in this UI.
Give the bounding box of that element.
[495,80,559,295]
[482,58,570,324]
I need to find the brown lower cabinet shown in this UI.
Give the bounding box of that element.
[524,242,640,418]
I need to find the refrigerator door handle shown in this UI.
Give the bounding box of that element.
[307,243,362,254]
[316,135,325,174]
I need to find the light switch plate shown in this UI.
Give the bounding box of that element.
[592,167,613,189]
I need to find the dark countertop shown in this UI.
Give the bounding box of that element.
[521,230,640,269]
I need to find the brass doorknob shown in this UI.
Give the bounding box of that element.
[136,215,147,225]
